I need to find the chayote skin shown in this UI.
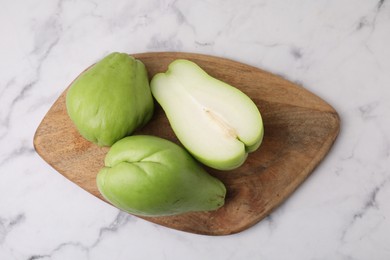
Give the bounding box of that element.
[97,135,226,216]
[66,52,154,146]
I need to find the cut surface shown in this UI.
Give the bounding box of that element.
[151,60,263,170]
[33,52,340,235]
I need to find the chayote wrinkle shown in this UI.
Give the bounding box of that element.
[92,106,104,143]
[127,60,153,131]
[97,166,130,210]
[107,148,173,169]
[139,149,174,164]
[129,161,167,179]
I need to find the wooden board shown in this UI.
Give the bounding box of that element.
[33,52,340,236]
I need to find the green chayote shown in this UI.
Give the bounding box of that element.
[97,135,226,216]
[66,52,154,146]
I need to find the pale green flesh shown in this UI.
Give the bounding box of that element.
[151,60,264,170]
[97,136,226,217]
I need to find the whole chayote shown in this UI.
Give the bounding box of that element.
[97,135,226,216]
[66,52,154,146]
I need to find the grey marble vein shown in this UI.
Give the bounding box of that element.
[0,214,25,244]
[26,211,132,260]
[358,101,379,120]
[341,176,390,242]
[0,144,35,167]
[0,20,61,141]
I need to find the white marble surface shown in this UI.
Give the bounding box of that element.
[1,0,390,259]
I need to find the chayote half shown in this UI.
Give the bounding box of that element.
[97,135,226,216]
[66,52,154,146]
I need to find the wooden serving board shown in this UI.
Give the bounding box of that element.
[34,52,340,236]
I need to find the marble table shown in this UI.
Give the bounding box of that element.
[1,0,389,259]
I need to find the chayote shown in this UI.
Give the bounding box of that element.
[97,135,226,216]
[66,52,154,146]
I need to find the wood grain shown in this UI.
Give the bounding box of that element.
[33,52,340,235]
